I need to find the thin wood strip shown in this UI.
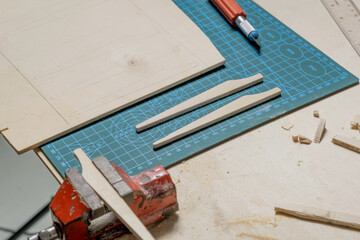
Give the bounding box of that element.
[332,135,360,153]
[275,203,360,230]
[314,119,326,143]
[153,87,281,149]
[136,73,263,132]
[74,149,154,240]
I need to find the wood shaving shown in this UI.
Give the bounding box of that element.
[313,110,319,118]
[298,135,312,145]
[292,135,311,144]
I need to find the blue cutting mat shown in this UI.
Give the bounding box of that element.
[42,0,358,177]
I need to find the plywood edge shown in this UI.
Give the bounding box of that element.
[34,148,64,184]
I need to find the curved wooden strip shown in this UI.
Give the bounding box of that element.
[74,149,154,240]
[136,73,263,132]
[153,87,281,149]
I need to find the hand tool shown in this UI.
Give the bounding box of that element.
[74,149,154,240]
[136,73,263,132]
[42,0,358,178]
[28,153,178,240]
[211,0,261,47]
[153,87,281,149]
[321,0,360,56]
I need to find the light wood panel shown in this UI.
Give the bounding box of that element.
[0,0,225,154]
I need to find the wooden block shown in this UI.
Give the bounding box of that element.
[275,203,360,230]
[314,119,326,143]
[281,120,294,131]
[0,0,225,153]
[136,73,263,132]
[313,110,320,118]
[153,88,281,149]
[74,149,154,240]
[332,135,360,154]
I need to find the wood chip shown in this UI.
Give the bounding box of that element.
[281,120,294,131]
[314,119,326,143]
[332,135,360,154]
[350,121,358,130]
[275,203,360,230]
[351,115,360,130]
[292,135,299,143]
[313,110,319,118]
[298,135,312,145]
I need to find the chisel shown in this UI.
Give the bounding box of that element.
[211,0,261,47]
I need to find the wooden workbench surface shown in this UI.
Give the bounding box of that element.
[119,0,360,239]
[38,0,360,239]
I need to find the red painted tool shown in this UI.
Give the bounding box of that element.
[28,156,178,240]
[211,0,261,47]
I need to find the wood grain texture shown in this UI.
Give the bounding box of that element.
[153,88,281,149]
[332,135,360,153]
[0,0,225,154]
[74,149,154,240]
[275,203,360,230]
[136,73,263,132]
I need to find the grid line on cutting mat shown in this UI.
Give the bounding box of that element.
[42,0,358,176]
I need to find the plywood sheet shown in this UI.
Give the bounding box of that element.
[0,0,225,153]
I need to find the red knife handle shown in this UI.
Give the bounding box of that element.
[211,0,247,27]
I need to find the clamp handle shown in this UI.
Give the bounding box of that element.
[211,0,246,27]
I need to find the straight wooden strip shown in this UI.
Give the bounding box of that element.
[74,149,154,240]
[275,203,360,230]
[153,88,281,149]
[314,119,326,143]
[136,73,263,132]
[332,135,360,153]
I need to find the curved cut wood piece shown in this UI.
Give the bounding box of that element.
[136,73,263,132]
[74,149,154,240]
[153,87,281,149]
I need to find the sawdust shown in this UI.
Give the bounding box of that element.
[236,232,278,240]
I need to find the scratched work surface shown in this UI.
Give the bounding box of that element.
[42,0,358,177]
